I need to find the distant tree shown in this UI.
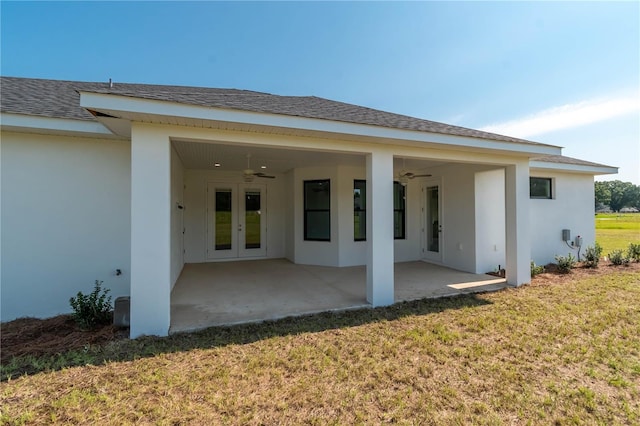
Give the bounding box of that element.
[596,180,640,212]
[594,181,611,209]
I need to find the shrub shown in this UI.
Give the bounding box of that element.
[530,261,545,277]
[628,243,640,262]
[69,280,113,330]
[608,250,630,266]
[555,253,576,274]
[583,243,603,268]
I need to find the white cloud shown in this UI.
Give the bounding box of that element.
[480,95,640,138]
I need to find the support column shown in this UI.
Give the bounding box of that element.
[366,151,394,306]
[505,161,531,286]
[130,125,171,338]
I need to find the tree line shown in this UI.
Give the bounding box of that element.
[595,180,640,212]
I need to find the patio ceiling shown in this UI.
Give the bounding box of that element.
[172,139,448,174]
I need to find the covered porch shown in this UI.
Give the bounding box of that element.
[170,259,507,333]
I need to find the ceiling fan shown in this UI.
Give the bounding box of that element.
[396,159,431,185]
[243,154,275,182]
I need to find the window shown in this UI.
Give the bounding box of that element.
[354,180,366,241]
[304,179,330,241]
[353,181,405,240]
[394,182,406,239]
[530,177,552,199]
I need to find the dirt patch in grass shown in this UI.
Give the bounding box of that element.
[1,315,127,363]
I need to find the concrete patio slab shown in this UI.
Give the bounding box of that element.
[170,259,507,333]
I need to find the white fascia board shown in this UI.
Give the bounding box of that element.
[79,92,562,157]
[530,160,618,176]
[0,112,115,138]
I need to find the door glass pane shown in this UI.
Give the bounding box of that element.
[427,186,439,253]
[215,190,232,250]
[245,190,261,249]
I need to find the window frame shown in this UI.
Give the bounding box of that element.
[529,177,553,199]
[394,181,406,240]
[303,179,331,241]
[353,180,366,241]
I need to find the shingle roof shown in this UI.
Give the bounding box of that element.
[531,155,614,168]
[1,76,548,146]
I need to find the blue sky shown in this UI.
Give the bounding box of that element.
[2,1,638,183]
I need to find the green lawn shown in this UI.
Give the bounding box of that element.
[595,213,640,254]
[2,270,639,424]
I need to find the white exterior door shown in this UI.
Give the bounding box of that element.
[422,181,443,263]
[207,183,267,259]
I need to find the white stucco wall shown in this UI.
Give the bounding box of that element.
[1,131,131,321]
[395,179,422,263]
[336,166,367,266]
[530,170,595,266]
[170,146,185,288]
[292,166,340,266]
[433,164,477,273]
[475,169,506,274]
[182,169,285,263]
[284,170,295,262]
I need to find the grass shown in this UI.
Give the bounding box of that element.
[2,269,639,424]
[595,213,640,254]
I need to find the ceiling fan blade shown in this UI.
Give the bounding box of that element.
[410,174,432,178]
[255,173,275,179]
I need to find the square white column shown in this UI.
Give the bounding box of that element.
[366,151,394,306]
[505,161,531,286]
[130,125,171,337]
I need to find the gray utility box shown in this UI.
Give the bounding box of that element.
[113,296,130,327]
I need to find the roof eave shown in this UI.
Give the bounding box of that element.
[0,112,120,139]
[530,160,618,176]
[79,91,562,157]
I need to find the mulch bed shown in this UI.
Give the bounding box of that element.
[1,315,127,364]
[2,262,639,363]
[531,261,640,286]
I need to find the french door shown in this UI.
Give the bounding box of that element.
[207,183,267,259]
[422,181,442,263]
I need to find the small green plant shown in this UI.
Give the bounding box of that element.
[583,243,603,268]
[530,261,545,277]
[555,253,576,274]
[69,280,112,330]
[627,242,640,262]
[608,249,630,266]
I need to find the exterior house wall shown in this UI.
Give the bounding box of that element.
[284,169,294,262]
[530,170,595,266]
[0,131,131,321]
[170,146,185,289]
[182,169,286,263]
[395,179,423,263]
[336,165,367,266]
[292,166,340,266]
[475,168,506,274]
[434,164,478,273]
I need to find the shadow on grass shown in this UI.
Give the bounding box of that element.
[2,292,493,380]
